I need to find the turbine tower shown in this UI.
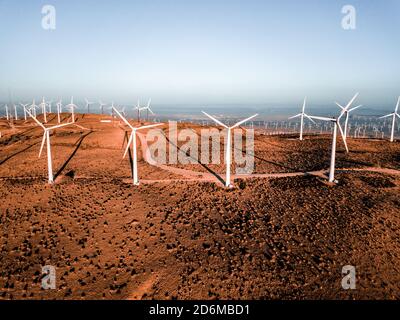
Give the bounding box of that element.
[56,99,63,124]
[39,97,47,123]
[13,104,18,121]
[202,111,258,188]
[99,100,107,114]
[66,96,78,122]
[26,109,74,184]
[29,100,38,118]
[113,106,163,185]
[308,109,350,183]
[20,103,30,121]
[3,104,9,121]
[289,97,315,140]
[380,96,400,142]
[85,98,94,114]
[134,99,142,122]
[47,100,53,113]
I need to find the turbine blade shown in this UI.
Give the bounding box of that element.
[39,132,46,158]
[123,132,133,159]
[113,107,134,129]
[136,123,164,131]
[288,114,301,119]
[344,92,359,110]
[308,116,335,122]
[348,105,362,113]
[304,114,316,124]
[231,114,258,129]
[48,122,73,130]
[302,97,306,113]
[337,122,349,153]
[26,109,45,129]
[202,111,228,128]
[395,96,400,113]
[379,113,394,119]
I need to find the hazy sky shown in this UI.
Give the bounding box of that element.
[0,0,399,107]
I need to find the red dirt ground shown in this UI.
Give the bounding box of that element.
[0,114,399,300]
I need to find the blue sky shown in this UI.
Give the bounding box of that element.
[0,0,399,108]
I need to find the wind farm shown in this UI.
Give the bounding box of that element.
[0,0,399,305]
[0,95,400,301]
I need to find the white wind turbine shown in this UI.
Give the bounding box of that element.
[56,99,63,123]
[99,100,107,114]
[39,97,47,123]
[139,99,154,122]
[85,98,94,114]
[133,99,141,122]
[335,93,361,139]
[65,96,78,122]
[110,101,117,117]
[202,111,258,188]
[3,104,9,120]
[26,109,74,184]
[380,96,400,142]
[20,103,30,121]
[13,104,18,121]
[308,109,350,183]
[47,100,53,113]
[29,100,38,118]
[288,97,315,140]
[112,106,163,185]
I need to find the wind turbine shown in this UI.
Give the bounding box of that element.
[65,96,78,122]
[39,97,47,123]
[99,100,107,114]
[288,97,315,140]
[112,106,163,185]
[56,99,63,123]
[335,93,361,139]
[12,104,19,121]
[202,111,258,188]
[380,96,400,142]
[29,100,38,118]
[20,103,30,121]
[120,106,127,117]
[26,109,74,184]
[47,100,53,113]
[3,104,9,120]
[85,98,94,114]
[139,99,154,122]
[134,99,142,122]
[308,109,349,183]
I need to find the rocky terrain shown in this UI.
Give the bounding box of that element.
[0,114,399,299]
